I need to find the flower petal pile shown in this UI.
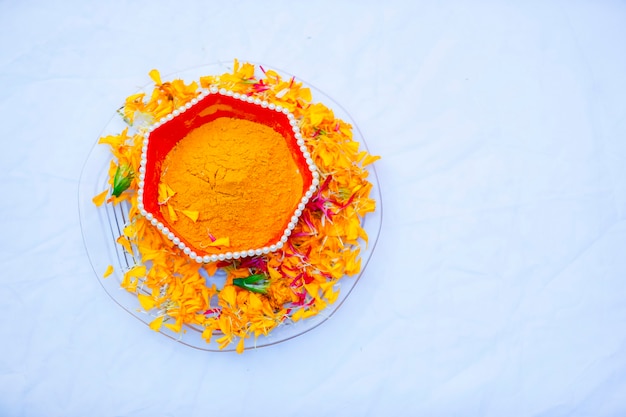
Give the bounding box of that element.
[94,60,379,353]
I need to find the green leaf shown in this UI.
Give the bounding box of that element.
[233,274,269,294]
[112,164,134,197]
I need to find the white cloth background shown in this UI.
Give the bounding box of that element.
[1,1,625,416]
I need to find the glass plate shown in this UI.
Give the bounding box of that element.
[78,61,383,351]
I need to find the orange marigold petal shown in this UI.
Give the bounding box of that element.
[92,189,108,207]
[204,262,218,277]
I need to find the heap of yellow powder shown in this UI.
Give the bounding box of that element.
[159,117,305,253]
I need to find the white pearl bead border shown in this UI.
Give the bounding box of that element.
[136,85,319,263]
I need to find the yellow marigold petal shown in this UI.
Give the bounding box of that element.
[149,316,164,331]
[166,183,176,198]
[125,92,145,103]
[181,210,199,222]
[218,315,232,335]
[236,337,245,354]
[98,134,122,148]
[267,266,282,280]
[171,79,199,100]
[202,326,215,343]
[106,160,117,182]
[302,308,318,319]
[108,193,130,206]
[309,103,334,126]
[304,282,320,298]
[345,255,361,276]
[217,334,231,350]
[220,285,237,307]
[360,152,381,166]
[116,235,133,254]
[264,69,281,80]
[123,224,138,242]
[168,204,178,222]
[325,287,340,305]
[149,69,162,85]
[164,321,182,333]
[199,75,218,88]
[292,308,305,322]
[298,87,312,103]
[102,264,114,278]
[137,293,156,311]
[92,189,108,207]
[247,292,263,311]
[126,265,147,278]
[207,237,229,247]
[158,182,174,204]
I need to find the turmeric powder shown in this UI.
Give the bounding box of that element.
[159,117,305,254]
